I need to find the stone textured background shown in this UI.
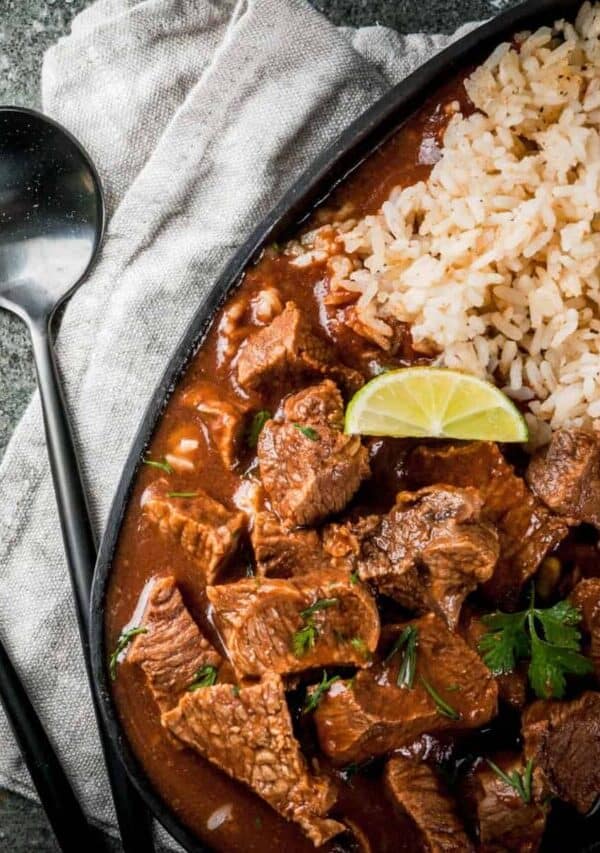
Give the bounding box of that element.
[0,0,519,849]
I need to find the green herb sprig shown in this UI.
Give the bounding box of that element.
[109,626,148,681]
[166,491,199,499]
[293,423,319,441]
[385,625,419,689]
[486,758,534,804]
[349,636,371,660]
[188,664,218,691]
[478,588,593,699]
[247,410,271,448]
[420,675,461,721]
[303,670,341,713]
[292,598,338,658]
[143,457,173,474]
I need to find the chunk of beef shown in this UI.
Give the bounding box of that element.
[313,612,498,764]
[527,428,600,528]
[163,672,344,846]
[141,479,245,583]
[462,610,528,709]
[251,510,325,577]
[522,691,600,813]
[181,381,246,466]
[258,382,370,526]
[570,578,600,678]
[237,301,362,393]
[207,570,379,677]
[356,486,499,629]
[385,755,474,853]
[462,754,547,852]
[408,443,569,607]
[128,577,221,714]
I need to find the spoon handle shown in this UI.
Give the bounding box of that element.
[0,637,104,853]
[28,315,155,853]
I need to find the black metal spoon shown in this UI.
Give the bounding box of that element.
[0,106,154,853]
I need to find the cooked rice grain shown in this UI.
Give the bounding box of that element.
[307,3,600,445]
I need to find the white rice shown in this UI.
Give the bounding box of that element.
[296,2,600,446]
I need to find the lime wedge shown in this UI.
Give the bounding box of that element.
[345,367,528,442]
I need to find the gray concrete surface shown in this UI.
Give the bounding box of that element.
[0,0,520,850]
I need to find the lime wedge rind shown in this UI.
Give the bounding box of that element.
[344,367,528,443]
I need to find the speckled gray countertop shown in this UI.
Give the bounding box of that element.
[0,0,518,850]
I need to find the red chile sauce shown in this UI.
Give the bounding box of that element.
[106,75,474,852]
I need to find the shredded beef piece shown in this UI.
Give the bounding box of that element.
[258,381,370,526]
[141,479,245,583]
[522,691,600,814]
[207,570,379,677]
[527,428,600,528]
[355,486,499,629]
[313,612,498,764]
[385,755,474,852]
[128,577,221,713]
[251,510,325,577]
[408,442,568,607]
[462,754,547,852]
[164,672,344,846]
[181,381,246,466]
[237,301,362,394]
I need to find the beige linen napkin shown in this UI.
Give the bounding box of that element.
[0,0,477,846]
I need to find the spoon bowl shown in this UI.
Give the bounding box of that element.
[0,105,153,852]
[0,106,104,321]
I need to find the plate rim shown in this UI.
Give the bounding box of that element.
[90,3,581,850]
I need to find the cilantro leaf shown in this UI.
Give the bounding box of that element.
[479,589,593,699]
[537,600,582,648]
[292,622,317,657]
[109,626,147,681]
[188,664,218,691]
[479,611,529,675]
[246,410,271,448]
[293,423,319,441]
[528,612,593,699]
[293,598,338,658]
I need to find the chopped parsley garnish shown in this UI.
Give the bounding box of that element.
[478,588,593,699]
[349,570,360,585]
[232,685,241,697]
[420,675,461,721]
[303,670,341,713]
[166,491,199,499]
[293,622,317,657]
[486,758,534,804]
[246,410,271,448]
[301,598,339,619]
[349,636,371,659]
[293,423,319,441]
[292,598,339,658]
[109,626,147,681]
[187,664,218,691]
[143,456,173,474]
[385,625,419,689]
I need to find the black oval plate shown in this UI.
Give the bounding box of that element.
[91,2,597,851]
